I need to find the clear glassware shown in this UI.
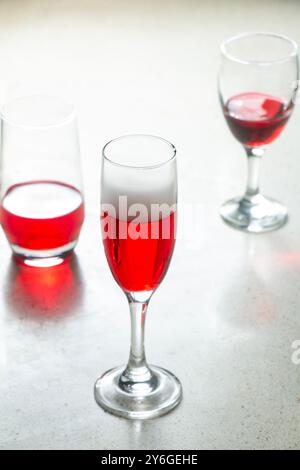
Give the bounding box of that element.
[95,134,182,419]
[219,32,299,232]
[0,95,84,267]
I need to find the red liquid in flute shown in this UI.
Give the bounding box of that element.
[1,181,84,251]
[101,212,176,292]
[224,92,293,147]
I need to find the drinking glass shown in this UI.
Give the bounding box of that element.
[0,95,84,266]
[95,134,182,419]
[219,32,299,232]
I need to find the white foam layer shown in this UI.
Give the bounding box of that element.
[3,182,83,219]
[101,161,177,221]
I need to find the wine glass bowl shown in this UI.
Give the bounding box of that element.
[219,32,299,233]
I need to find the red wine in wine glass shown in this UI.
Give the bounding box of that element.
[223,92,293,148]
[101,211,176,292]
[1,181,84,252]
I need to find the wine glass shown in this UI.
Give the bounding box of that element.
[95,134,182,419]
[0,95,84,267]
[219,32,299,232]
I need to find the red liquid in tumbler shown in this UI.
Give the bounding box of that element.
[101,212,176,292]
[1,181,84,251]
[224,92,293,147]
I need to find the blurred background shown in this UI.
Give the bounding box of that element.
[1,0,300,450]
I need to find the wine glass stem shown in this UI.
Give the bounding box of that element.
[119,294,155,392]
[245,147,264,199]
[127,298,148,370]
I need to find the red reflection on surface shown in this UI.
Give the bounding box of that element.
[274,252,300,267]
[7,255,83,318]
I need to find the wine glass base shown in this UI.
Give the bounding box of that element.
[220,194,288,233]
[94,365,182,420]
[11,240,77,267]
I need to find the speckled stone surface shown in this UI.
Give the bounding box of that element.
[0,0,300,450]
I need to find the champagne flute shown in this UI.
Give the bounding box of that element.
[95,134,182,419]
[219,32,299,232]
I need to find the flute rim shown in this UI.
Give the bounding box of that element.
[0,94,77,130]
[102,134,177,170]
[221,31,298,65]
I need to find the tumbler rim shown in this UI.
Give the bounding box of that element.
[0,94,77,130]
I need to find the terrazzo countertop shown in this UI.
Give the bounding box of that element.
[0,0,300,450]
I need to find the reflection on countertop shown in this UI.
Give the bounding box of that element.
[5,254,84,320]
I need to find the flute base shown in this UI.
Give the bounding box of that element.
[220,194,288,233]
[94,365,182,420]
